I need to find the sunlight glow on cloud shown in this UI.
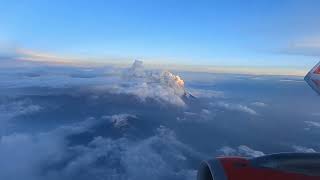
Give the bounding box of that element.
[16,48,84,64]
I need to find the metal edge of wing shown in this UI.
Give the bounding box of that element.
[304,61,320,95]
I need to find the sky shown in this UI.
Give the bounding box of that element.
[1,0,320,72]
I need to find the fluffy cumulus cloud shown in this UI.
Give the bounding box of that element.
[0,132,66,180]
[0,115,114,180]
[44,125,199,180]
[0,60,190,107]
[0,59,205,179]
[124,60,146,78]
[118,60,188,106]
[218,145,265,158]
[2,57,319,180]
[85,60,190,107]
[0,122,88,180]
[0,107,202,180]
[119,126,199,180]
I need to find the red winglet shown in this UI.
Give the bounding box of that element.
[313,66,320,74]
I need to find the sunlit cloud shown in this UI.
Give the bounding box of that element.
[16,48,81,64]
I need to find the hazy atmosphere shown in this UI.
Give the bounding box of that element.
[1,1,320,180]
[1,59,320,179]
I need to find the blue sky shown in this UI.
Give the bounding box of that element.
[1,0,320,70]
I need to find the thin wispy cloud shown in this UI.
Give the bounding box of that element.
[281,36,320,56]
[214,102,259,116]
[292,145,317,153]
[218,145,265,158]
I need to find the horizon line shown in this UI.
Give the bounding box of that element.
[14,48,309,77]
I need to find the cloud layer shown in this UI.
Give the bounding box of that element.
[0,60,189,107]
[1,57,319,180]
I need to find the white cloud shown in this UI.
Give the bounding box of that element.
[183,111,197,116]
[215,102,258,115]
[0,99,42,128]
[0,60,189,107]
[188,88,224,98]
[116,81,186,107]
[251,102,267,107]
[292,145,317,153]
[0,116,91,180]
[0,99,41,117]
[117,60,188,106]
[279,79,304,83]
[0,131,66,180]
[103,114,137,129]
[305,121,320,128]
[237,145,265,157]
[177,109,213,123]
[218,145,264,158]
[0,108,203,180]
[124,60,146,78]
[121,125,202,180]
[44,125,202,180]
[218,146,237,156]
[201,109,211,115]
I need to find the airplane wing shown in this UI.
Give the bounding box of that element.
[196,63,320,180]
[198,153,320,180]
[305,61,320,95]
